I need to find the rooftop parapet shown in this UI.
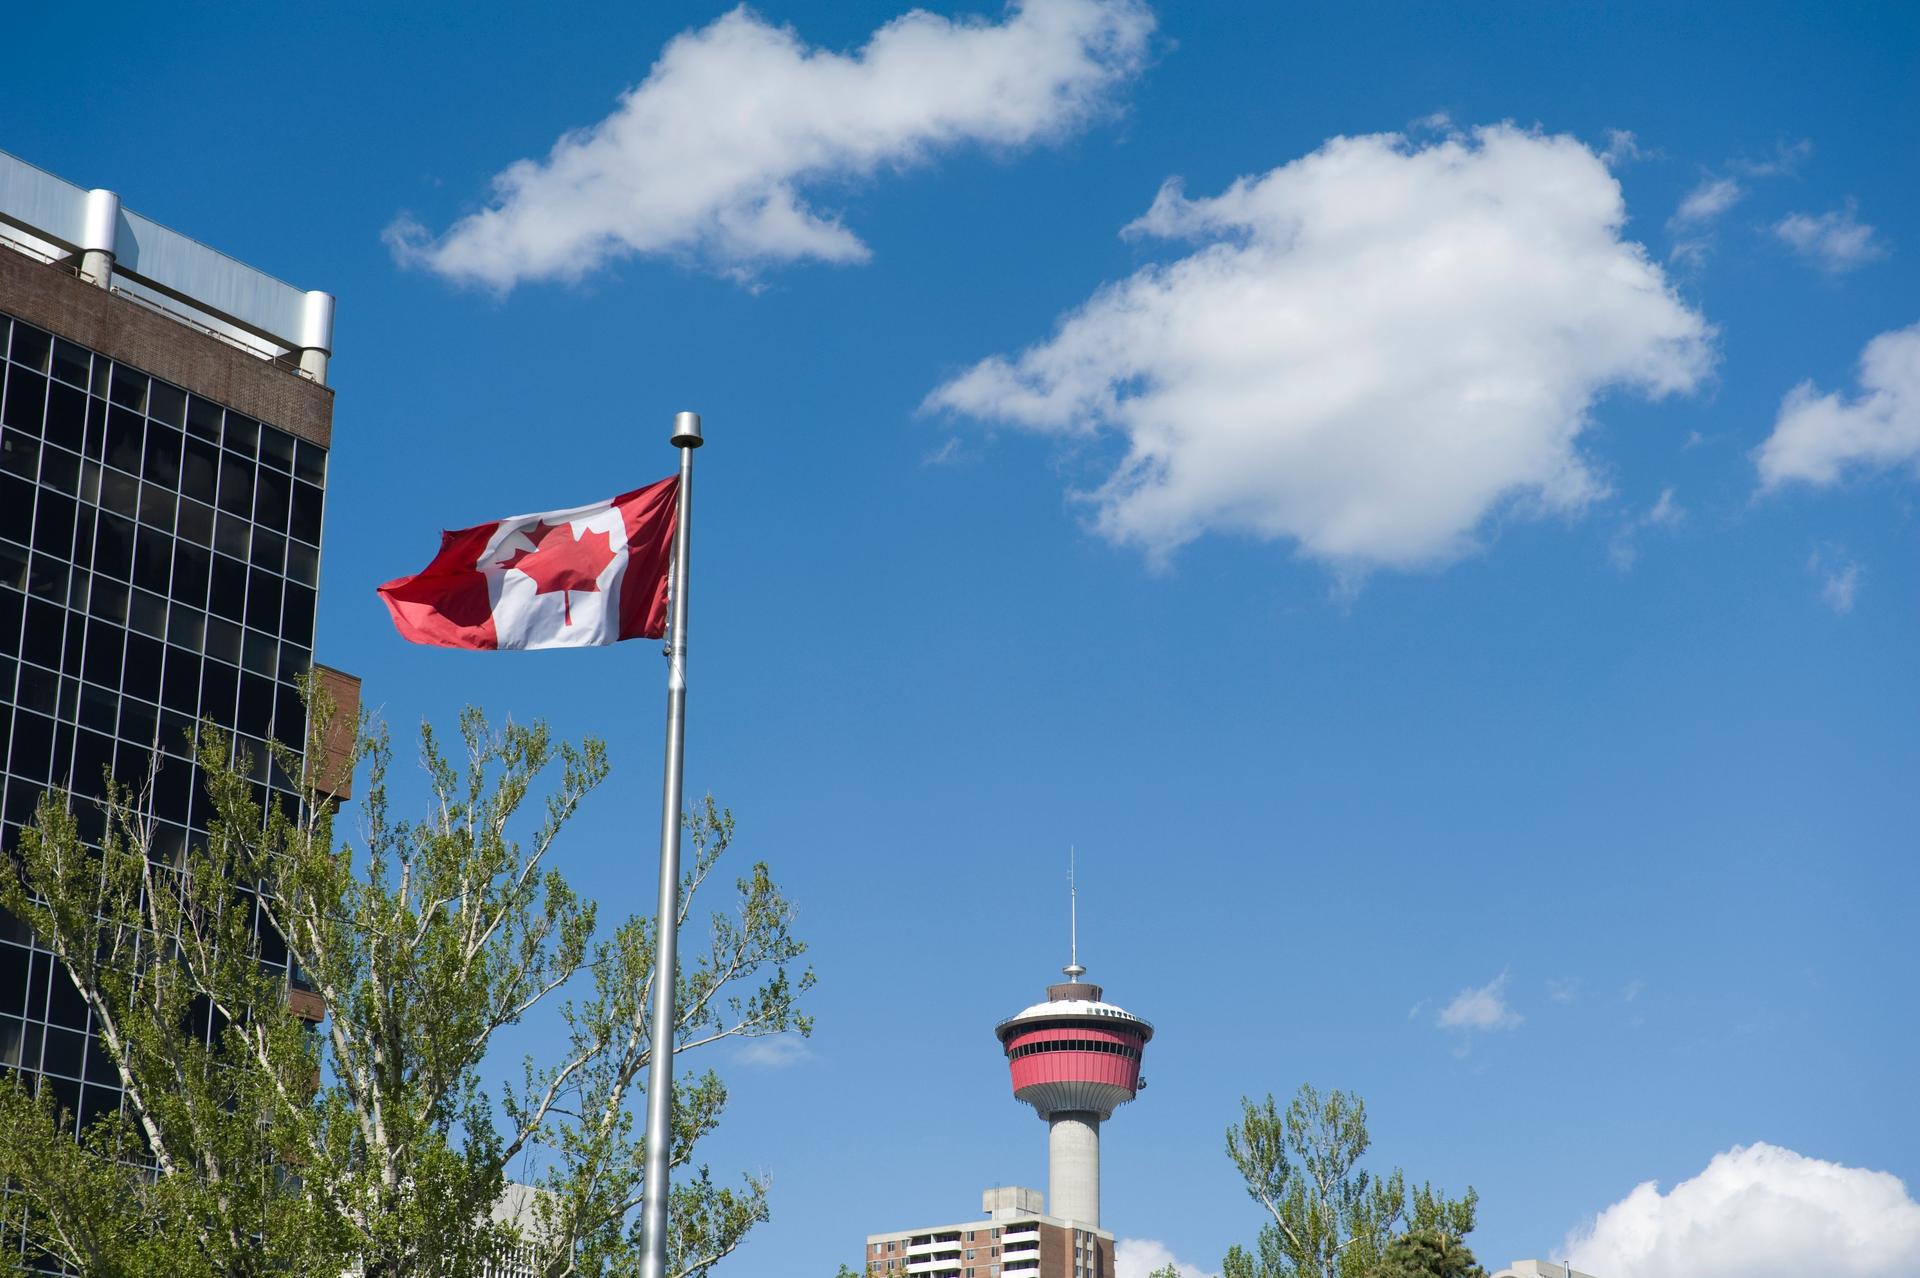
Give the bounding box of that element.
[0,148,334,384]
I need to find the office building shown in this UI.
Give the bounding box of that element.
[0,147,358,1253]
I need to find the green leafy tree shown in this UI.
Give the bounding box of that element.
[0,762,347,1278]
[1378,1230,1486,1278]
[1148,1265,1185,1278]
[1221,1084,1478,1278]
[0,698,812,1278]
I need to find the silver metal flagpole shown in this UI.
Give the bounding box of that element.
[639,410,702,1278]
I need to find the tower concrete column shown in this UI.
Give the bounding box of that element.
[1048,1111,1101,1228]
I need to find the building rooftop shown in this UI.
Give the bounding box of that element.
[0,148,333,383]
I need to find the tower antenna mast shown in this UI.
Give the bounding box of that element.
[1065,847,1084,982]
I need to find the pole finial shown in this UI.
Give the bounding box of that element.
[671,411,704,448]
[1063,846,1085,982]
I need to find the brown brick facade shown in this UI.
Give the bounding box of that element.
[0,248,332,447]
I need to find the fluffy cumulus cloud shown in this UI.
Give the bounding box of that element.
[927,125,1713,569]
[1115,1239,1217,1278]
[1774,204,1888,273]
[1436,971,1523,1032]
[387,0,1153,289]
[1566,1143,1920,1278]
[1755,321,1920,488]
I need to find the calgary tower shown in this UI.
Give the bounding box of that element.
[993,876,1154,1229]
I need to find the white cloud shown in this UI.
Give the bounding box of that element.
[1115,1238,1217,1278]
[1437,971,1523,1032]
[1671,176,1744,226]
[1608,487,1684,569]
[388,0,1153,289]
[1822,562,1861,613]
[923,436,967,467]
[1565,1143,1920,1278]
[1600,129,1648,167]
[1774,204,1888,273]
[927,124,1712,569]
[1808,549,1862,614]
[1755,321,1920,488]
[1730,137,1814,179]
[1666,141,1812,265]
[1547,978,1579,1004]
[732,1034,814,1068]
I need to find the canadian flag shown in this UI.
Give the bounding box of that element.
[376,477,677,650]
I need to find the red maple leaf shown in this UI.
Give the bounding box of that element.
[497,520,617,625]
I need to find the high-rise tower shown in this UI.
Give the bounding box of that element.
[993,884,1152,1230]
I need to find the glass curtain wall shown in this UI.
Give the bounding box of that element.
[0,307,329,1211]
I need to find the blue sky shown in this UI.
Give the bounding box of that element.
[7,2,1917,1275]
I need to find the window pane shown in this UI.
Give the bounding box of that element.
[108,365,148,412]
[31,492,74,557]
[285,540,318,587]
[2,368,46,435]
[250,526,285,575]
[223,414,259,458]
[142,423,183,487]
[184,395,221,441]
[245,568,281,632]
[293,439,326,486]
[209,555,246,622]
[43,381,86,451]
[180,437,218,505]
[289,481,322,545]
[171,541,210,609]
[259,426,294,472]
[98,466,139,520]
[0,472,33,544]
[0,431,38,480]
[176,498,214,547]
[9,321,51,372]
[104,406,146,472]
[38,445,78,496]
[147,381,186,427]
[217,453,253,517]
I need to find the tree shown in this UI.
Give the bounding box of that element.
[1220,1084,1478,1278]
[0,758,346,1278]
[0,697,812,1278]
[1378,1230,1486,1278]
[1148,1266,1185,1278]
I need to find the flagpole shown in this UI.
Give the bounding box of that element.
[639,410,701,1278]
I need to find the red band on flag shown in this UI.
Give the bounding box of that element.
[376,476,678,651]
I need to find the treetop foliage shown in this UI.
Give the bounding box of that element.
[1221,1083,1481,1278]
[0,688,813,1278]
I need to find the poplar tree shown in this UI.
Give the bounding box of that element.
[0,697,812,1278]
[1221,1084,1479,1278]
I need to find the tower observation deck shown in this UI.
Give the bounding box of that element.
[994,956,1152,1229]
